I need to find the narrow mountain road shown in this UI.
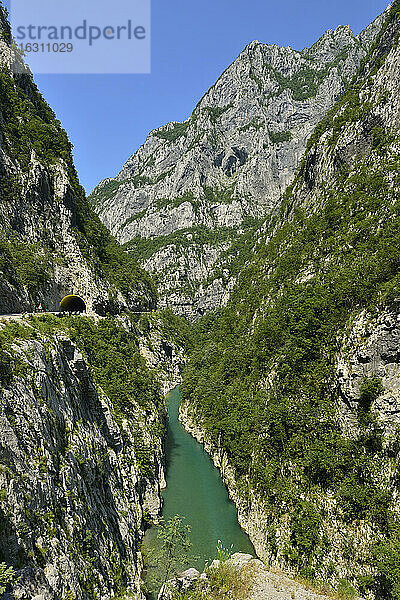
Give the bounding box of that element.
[0,311,150,321]
[0,312,62,321]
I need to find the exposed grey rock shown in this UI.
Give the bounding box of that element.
[0,10,154,316]
[180,554,336,600]
[8,567,57,600]
[337,309,400,438]
[157,580,177,600]
[156,568,200,600]
[92,9,387,319]
[177,568,200,590]
[138,314,186,394]
[0,330,165,600]
[245,560,338,600]
[226,553,254,568]
[180,400,377,596]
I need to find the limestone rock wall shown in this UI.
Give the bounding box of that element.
[0,331,165,600]
[0,8,155,316]
[337,308,400,438]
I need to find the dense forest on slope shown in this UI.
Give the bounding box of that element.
[182,3,400,598]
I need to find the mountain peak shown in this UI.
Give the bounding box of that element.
[91,5,387,319]
[246,40,260,49]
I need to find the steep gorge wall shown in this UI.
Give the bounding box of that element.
[0,318,171,600]
[179,2,400,597]
[180,304,400,595]
[0,7,155,316]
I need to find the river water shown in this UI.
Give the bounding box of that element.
[152,386,255,571]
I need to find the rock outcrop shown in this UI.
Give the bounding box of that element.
[92,9,387,318]
[137,311,187,395]
[159,553,338,600]
[0,7,155,316]
[337,308,400,438]
[0,323,165,599]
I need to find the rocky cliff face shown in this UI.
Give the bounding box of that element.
[180,3,400,597]
[137,312,187,396]
[0,305,192,600]
[0,7,155,316]
[0,318,167,600]
[92,10,387,319]
[337,308,400,439]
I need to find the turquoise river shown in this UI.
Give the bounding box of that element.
[150,386,255,571]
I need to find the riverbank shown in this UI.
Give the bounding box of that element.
[161,387,254,570]
[161,553,350,600]
[179,398,270,565]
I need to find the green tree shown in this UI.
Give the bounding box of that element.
[145,515,193,597]
[374,522,400,600]
[0,563,15,595]
[0,350,12,385]
[359,375,384,412]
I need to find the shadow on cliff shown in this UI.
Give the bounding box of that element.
[164,425,180,472]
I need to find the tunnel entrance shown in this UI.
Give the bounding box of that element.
[59,295,86,313]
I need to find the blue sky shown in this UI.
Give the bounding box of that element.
[6,0,390,193]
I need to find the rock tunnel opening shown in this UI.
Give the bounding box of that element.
[59,295,87,313]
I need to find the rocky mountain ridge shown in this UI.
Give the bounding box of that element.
[92,8,388,319]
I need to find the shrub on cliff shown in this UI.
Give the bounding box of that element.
[0,563,15,595]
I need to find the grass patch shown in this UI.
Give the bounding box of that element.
[153,122,190,143]
[172,561,257,600]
